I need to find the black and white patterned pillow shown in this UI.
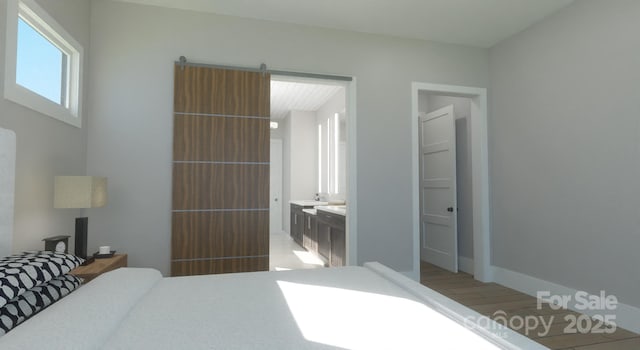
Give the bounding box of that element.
[0,251,84,308]
[0,274,82,335]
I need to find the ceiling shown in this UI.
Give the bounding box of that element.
[271,81,343,120]
[113,0,573,48]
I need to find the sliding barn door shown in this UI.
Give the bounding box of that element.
[172,64,270,276]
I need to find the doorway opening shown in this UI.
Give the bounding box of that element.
[269,76,354,271]
[411,82,491,283]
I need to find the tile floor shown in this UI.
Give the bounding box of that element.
[269,231,326,271]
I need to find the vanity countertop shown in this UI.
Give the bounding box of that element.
[290,200,329,207]
[316,205,346,216]
[302,208,317,215]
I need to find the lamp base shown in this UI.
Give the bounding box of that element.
[75,217,88,259]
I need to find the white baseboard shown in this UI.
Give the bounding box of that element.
[458,256,474,274]
[492,266,640,334]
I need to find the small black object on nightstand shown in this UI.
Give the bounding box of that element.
[42,235,70,253]
[81,256,96,266]
[93,250,116,259]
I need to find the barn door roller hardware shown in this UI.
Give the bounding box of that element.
[175,56,352,81]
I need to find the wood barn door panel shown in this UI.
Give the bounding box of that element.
[223,117,269,162]
[172,63,270,276]
[172,211,269,260]
[173,114,269,162]
[172,163,269,210]
[174,66,224,114]
[174,66,270,117]
[223,70,270,116]
[171,257,269,277]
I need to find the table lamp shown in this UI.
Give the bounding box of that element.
[54,176,107,265]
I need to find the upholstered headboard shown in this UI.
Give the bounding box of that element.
[0,127,16,257]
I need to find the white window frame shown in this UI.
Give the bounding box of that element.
[4,0,84,128]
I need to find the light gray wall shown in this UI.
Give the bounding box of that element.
[489,0,640,307]
[0,128,16,256]
[86,0,488,275]
[270,123,284,139]
[282,110,317,235]
[0,0,91,254]
[289,111,317,202]
[281,114,291,234]
[424,95,473,260]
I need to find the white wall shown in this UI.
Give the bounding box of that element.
[270,123,284,139]
[422,95,474,261]
[0,0,91,254]
[489,0,640,308]
[289,111,317,202]
[281,114,291,234]
[282,110,317,234]
[87,0,488,275]
[0,128,16,256]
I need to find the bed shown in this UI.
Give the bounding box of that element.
[0,262,548,349]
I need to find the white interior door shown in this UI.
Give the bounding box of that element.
[419,105,458,272]
[270,139,283,234]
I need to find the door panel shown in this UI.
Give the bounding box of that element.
[174,66,269,116]
[172,257,270,276]
[419,105,458,272]
[422,188,451,213]
[330,227,346,267]
[172,64,270,276]
[172,163,269,210]
[318,223,330,260]
[173,114,269,162]
[172,211,269,259]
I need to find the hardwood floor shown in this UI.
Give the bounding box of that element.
[420,261,639,349]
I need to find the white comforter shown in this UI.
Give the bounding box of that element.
[0,263,547,349]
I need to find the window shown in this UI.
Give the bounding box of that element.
[17,17,66,105]
[4,0,84,127]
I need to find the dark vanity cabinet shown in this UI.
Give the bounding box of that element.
[330,224,346,267]
[291,204,346,267]
[290,204,305,246]
[316,210,346,267]
[303,212,318,253]
[317,220,331,261]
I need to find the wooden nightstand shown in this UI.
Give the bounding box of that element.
[70,254,128,283]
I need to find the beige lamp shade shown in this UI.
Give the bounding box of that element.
[54,176,107,209]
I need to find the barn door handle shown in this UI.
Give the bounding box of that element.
[447,207,454,212]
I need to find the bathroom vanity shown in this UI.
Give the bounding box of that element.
[289,201,346,267]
